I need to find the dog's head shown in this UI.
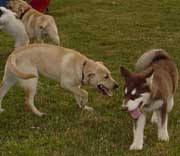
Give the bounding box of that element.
[0,7,16,18]
[120,66,154,119]
[84,60,118,96]
[8,0,31,17]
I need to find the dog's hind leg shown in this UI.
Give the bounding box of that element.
[19,77,45,117]
[0,68,17,112]
[167,96,174,112]
[157,110,169,141]
[151,111,158,124]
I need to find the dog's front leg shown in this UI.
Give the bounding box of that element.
[130,113,146,150]
[63,85,94,112]
[74,94,94,112]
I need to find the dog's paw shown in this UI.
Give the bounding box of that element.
[37,112,46,117]
[83,106,94,112]
[158,132,169,141]
[129,143,143,151]
[0,108,4,113]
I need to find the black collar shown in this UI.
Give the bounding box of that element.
[19,7,31,19]
[81,61,87,85]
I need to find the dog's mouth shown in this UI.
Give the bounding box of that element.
[97,84,112,97]
[129,102,143,119]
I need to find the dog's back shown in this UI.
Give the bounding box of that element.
[135,49,178,94]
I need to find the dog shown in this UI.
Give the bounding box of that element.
[120,49,178,150]
[8,0,60,45]
[0,7,29,48]
[0,43,118,117]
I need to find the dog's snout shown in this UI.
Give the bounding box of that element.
[113,83,119,90]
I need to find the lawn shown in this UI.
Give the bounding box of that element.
[0,0,180,155]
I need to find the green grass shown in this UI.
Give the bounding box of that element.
[0,0,180,155]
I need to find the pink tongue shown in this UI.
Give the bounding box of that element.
[130,108,142,119]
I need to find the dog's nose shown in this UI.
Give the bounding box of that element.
[113,83,119,90]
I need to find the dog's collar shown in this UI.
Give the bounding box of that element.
[81,61,87,85]
[19,7,31,19]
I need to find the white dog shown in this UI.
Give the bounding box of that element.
[0,7,29,48]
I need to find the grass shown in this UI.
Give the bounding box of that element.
[0,0,180,155]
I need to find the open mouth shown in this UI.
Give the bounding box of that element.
[129,102,143,119]
[97,84,112,97]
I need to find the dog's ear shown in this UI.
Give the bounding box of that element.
[120,66,131,79]
[145,68,154,87]
[83,72,95,85]
[83,61,96,84]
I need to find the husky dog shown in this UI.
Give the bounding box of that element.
[120,49,178,150]
[0,7,29,48]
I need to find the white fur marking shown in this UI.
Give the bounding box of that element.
[143,100,163,112]
[146,74,154,87]
[124,88,128,94]
[126,93,150,111]
[167,96,174,112]
[61,53,75,68]
[131,88,136,95]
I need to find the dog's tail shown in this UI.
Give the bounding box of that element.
[8,54,37,79]
[135,49,170,71]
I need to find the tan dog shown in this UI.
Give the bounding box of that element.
[8,0,60,45]
[0,44,118,117]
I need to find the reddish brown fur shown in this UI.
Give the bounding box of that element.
[121,50,178,124]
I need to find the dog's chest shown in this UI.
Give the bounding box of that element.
[143,99,163,112]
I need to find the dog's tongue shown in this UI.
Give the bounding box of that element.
[99,85,112,97]
[129,108,142,119]
[105,89,112,97]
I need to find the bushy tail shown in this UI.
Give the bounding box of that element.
[135,49,170,71]
[8,54,36,79]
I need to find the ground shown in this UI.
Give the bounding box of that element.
[0,0,180,155]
